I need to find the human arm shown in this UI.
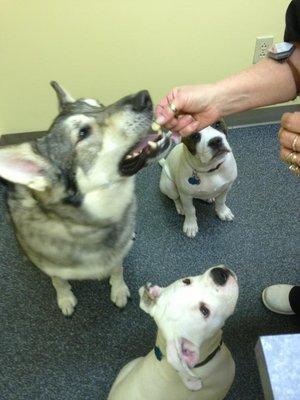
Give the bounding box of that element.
[155,45,300,136]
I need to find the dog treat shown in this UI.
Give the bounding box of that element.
[148,141,158,150]
[151,121,161,132]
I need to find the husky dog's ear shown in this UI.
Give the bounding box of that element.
[139,283,162,315]
[50,81,75,111]
[0,143,51,191]
[166,338,202,391]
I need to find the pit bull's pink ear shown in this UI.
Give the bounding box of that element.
[139,283,162,315]
[50,81,75,111]
[0,143,50,191]
[166,338,202,391]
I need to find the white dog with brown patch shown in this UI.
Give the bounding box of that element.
[159,121,237,238]
[108,265,239,400]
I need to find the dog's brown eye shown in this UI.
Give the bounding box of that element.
[78,125,91,141]
[200,302,210,318]
[182,278,191,285]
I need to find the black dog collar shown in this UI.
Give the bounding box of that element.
[188,161,224,185]
[154,340,223,369]
[193,340,223,368]
[206,161,224,173]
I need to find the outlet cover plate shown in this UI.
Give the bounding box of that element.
[253,36,274,64]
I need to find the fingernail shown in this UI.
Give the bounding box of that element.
[156,116,165,125]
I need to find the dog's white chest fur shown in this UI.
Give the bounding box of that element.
[180,153,237,200]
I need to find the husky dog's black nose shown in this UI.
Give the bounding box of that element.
[208,136,223,149]
[210,267,231,286]
[132,90,152,112]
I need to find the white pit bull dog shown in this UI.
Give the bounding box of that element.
[108,265,239,400]
[159,121,237,238]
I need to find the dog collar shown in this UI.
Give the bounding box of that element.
[194,161,224,174]
[154,340,223,368]
[188,162,224,185]
[183,145,225,174]
[193,340,223,368]
[206,161,224,173]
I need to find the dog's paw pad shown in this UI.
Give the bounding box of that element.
[183,220,198,238]
[216,206,234,221]
[111,285,130,308]
[58,294,77,316]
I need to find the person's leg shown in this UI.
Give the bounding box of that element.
[262,285,299,315]
[289,285,300,315]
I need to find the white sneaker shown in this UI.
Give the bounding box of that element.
[262,284,295,315]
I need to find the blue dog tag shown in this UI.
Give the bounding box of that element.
[188,175,200,185]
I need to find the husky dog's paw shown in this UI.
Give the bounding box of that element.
[183,218,198,238]
[216,206,234,221]
[206,198,215,204]
[174,199,184,215]
[57,293,78,316]
[111,284,131,308]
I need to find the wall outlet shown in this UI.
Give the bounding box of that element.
[253,36,274,64]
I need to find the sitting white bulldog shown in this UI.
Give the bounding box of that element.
[108,265,239,400]
[159,121,237,237]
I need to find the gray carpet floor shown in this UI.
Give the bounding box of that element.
[0,124,299,400]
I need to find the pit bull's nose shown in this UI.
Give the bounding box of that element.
[132,90,152,112]
[208,136,223,149]
[210,267,231,286]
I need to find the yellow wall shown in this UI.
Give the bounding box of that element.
[0,0,294,134]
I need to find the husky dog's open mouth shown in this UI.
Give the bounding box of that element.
[120,129,171,176]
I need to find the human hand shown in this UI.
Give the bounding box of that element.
[155,85,221,136]
[279,112,300,174]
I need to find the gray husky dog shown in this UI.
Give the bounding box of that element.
[0,82,171,316]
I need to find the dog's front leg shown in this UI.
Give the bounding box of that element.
[51,277,78,316]
[215,188,234,221]
[180,194,198,238]
[109,266,130,308]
